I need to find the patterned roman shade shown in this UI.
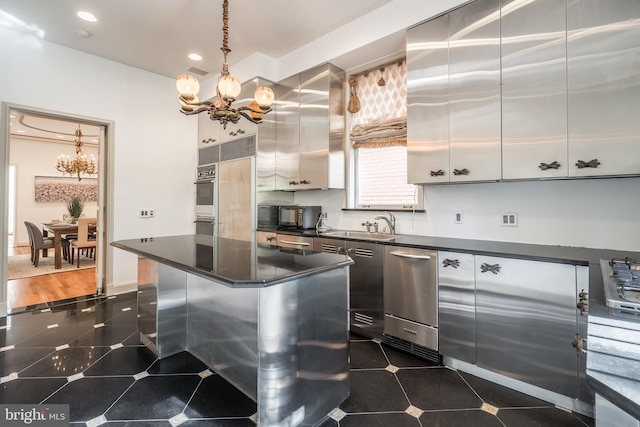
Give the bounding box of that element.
[350,59,407,148]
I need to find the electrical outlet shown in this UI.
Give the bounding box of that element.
[501,212,518,227]
[149,210,154,218]
[140,209,154,218]
[454,211,463,224]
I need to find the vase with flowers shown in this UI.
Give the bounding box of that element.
[66,196,84,224]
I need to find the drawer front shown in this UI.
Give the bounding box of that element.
[257,231,277,246]
[384,314,438,350]
[276,234,313,249]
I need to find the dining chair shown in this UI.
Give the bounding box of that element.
[70,217,97,268]
[25,221,70,267]
[24,221,35,263]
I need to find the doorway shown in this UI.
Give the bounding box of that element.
[1,104,112,313]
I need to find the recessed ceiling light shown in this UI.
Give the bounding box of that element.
[188,53,202,61]
[77,11,97,22]
[17,130,25,133]
[75,28,92,38]
[56,135,65,139]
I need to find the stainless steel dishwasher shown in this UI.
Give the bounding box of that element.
[383,246,439,362]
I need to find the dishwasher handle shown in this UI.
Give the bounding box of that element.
[279,240,311,247]
[389,250,432,260]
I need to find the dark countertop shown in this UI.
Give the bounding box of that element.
[273,227,638,265]
[111,235,352,287]
[587,302,640,420]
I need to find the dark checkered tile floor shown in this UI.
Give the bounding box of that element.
[0,292,594,426]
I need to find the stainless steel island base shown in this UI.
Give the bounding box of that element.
[139,258,350,427]
[122,236,353,427]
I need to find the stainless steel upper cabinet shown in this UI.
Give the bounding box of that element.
[275,64,345,191]
[275,74,300,190]
[501,0,568,179]
[241,77,276,192]
[407,14,450,184]
[448,0,501,182]
[567,0,640,177]
[298,64,345,190]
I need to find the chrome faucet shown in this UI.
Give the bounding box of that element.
[374,212,396,234]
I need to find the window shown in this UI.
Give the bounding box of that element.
[348,59,421,210]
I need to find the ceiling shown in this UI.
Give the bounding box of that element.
[0,0,393,79]
[9,111,100,145]
[2,0,400,143]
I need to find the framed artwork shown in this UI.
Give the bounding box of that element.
[34,176,98,202]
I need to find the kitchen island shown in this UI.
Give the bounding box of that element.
[111,235,353,427]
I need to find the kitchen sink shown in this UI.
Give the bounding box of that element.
[321,230,398,242]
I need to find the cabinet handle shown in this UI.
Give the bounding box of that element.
[453,168,470,176]
[201,138,216,144]
[539,161,560,170]
[390,251,432,260]
[442,258,460,268]
[266,236,275,242]
[575,159,600,169]
[279,240,310,246]
[193,219,215,224]
[229,131,237,136]
[289,180,299,185]
[572,334,587,354]
[300,179,310,184]
[402,328,418,335]
[480,263,501,274]
[430,169,445,177]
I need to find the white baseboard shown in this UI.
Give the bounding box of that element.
[105,280,137,297]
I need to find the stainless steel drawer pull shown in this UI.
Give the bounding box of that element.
[402,328,418,335]
[279,240,310,246]
[539,161,561,170]
[575,159,600,169]
[390,251,432,260]
[480,263,501,274]
[442,258,460,268]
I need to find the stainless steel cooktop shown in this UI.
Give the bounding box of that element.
[601,258,640,312]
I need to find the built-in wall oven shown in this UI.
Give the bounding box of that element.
[195,164,216,235]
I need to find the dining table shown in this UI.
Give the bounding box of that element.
[42,222,97,269]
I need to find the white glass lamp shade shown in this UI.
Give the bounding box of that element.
[218,75,241,100]
[254,86,275,109]
[176,74,200,96]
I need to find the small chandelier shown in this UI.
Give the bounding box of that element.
[175,0,275,129]
[56,126,97,181]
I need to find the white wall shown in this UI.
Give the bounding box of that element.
[294,177,640,252]
[0,27,197,305]
[9,137,99,245]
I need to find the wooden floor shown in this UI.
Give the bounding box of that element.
[7,245,98,309]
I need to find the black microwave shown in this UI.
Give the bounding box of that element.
[278,206,322,229]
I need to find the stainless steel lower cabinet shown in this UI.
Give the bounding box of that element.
[438,251,476,364]
[475,255,579,398]
[346,240,384,340]
[595,394,640,427]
